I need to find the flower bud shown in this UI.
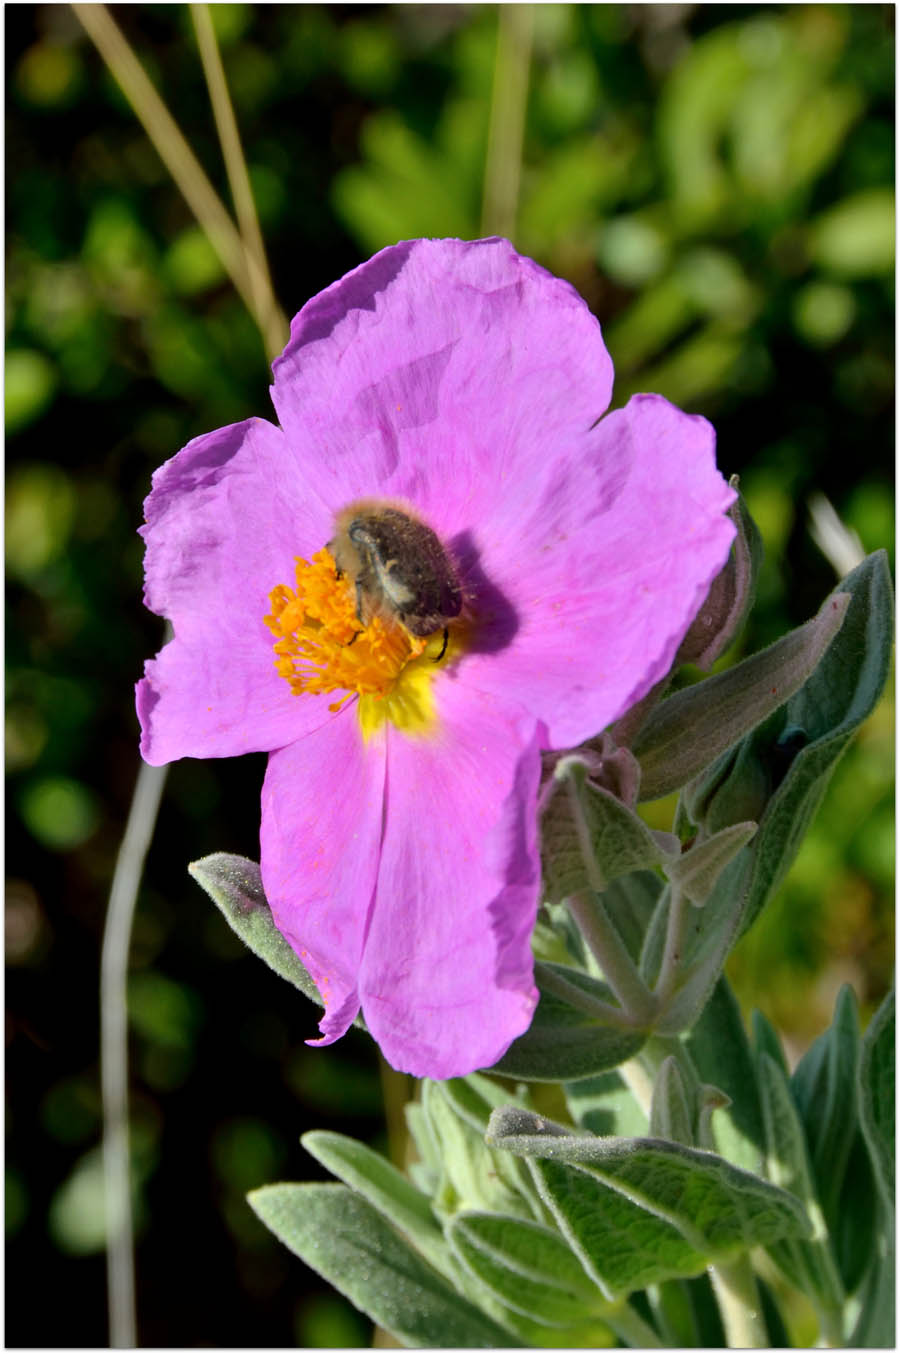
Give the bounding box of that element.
[674,483,762,672]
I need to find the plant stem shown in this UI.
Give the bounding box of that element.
[618,1056,656,1118]
[378,1055,413,1170]
[534,961,642,1030]
[605,1301,665,1348]
[708,1255,770,1348]
[567,890,657,1025]
[71,3,288,362]
[481,4,534,238]
[189,4,287,359]
[654,882,690,1004]
[100,755,169,1348]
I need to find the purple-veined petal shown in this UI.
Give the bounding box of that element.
[356,688,544,1078]
[138,417,338,764]
[454,393,737,748]
[138,238,741,1081]
[260,712,386,1045]
[269,237,615,539]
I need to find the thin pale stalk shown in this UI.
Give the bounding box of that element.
[653,882,690,1004]
[481,4,534,238]
[708,1255,770,1348]
[71,3,285,361]
[189,4,287,360]
[378,1055,413,1170]
[101,756,169,1348]
[534,960,641,1030]
[605,1301,665,1348]
[562,769,655,1021]
[618,1055,655,1118]
[566,890,656,1025]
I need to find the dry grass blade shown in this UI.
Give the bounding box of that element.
[190,3,288,359]
[481,4,535,240]
[71,2,287,362]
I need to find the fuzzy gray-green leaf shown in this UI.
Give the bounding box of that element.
[447,1210,608,1327]
[649,1056,695,1144]
[858,986,894,1211]
[301,1131,452,1279]
[685,979,764,1173]
[756,1051,845,1316]
[188,852,326,1009]
[849,1226,895,1348]
[642,553,891,1031]
[489,964,645,1081]
[790,984,860,1229]
[633,590,849,802]
[738,551,893,935]
[487,1107,811,1301]
[248,1182,518,1347]
[663,821,757,905]
[541,758,677,899]
[422,1080,534,1224]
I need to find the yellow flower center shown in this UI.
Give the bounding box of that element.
[264,549,455,737]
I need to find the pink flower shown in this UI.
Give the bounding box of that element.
[137,237,736,1077]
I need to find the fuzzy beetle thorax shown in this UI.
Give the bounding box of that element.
[328,501,462,639]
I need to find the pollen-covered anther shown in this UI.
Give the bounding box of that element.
[264,549,427,711]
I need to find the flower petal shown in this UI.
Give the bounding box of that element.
[456,393,737,748]
[260,713,387,1046]
[137,417,337,764]
[356,689,544,1078]
[269,237,615,536]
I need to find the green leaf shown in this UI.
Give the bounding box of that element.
[790,984,860,1230]
[757,1274,792,1348]
[300,1131,452,1279]
[810,187,895,278]
[858,986,895,1212]
[564,1070,650,1141]
[5,347,58,433]
[649,1057,694,1145]
[248,1183,519,1347]
[685,979,765,1173]
[597,870,663,963]
[832,1129,879,1296]
[752,1008,790,1077]
[422,1080,534,1223]
[332,111,476,253]
[756,1051,844,1318]
[681,730,773,842]
[400,1087,569,1342]
[849,1225,896,1348]
[188,852,354,1019]
[447,1211,608,1327]
[487,1107,811,1301]
[642,557,893,1031]
[663,821,757,906]
[440,1076,548,1223]
[541,756,678,900]
[645,1274,727,1347]
[633,589,849,802]
[489,964,645,1082]
[441,1073,517,1131]
[531,1155,710,1302]
[405,1101,442,1197]
[639,863,749,1035]
[738,551,894,937]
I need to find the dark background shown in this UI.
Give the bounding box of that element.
[6,3,893,1346]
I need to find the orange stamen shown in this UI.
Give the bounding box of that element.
[264,550,428,712]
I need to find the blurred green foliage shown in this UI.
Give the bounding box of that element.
[6,3,892,1347]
